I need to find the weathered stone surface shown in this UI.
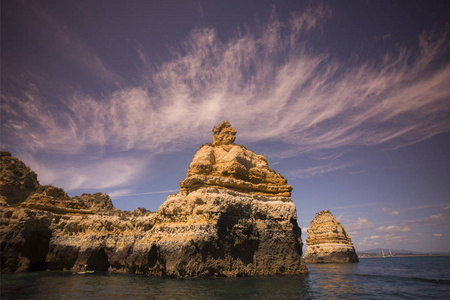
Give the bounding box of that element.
[180,122,293,197]
[0,151,39,205]
[72,193,117,212]
[1,206,154,272]
[304,210,358,263]
[142,188,306,277]
[212,121,237,146]
[1,122,307,277]
[20,186,95,215]
[1,187,307,276]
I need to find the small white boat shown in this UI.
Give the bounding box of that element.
[76,270,95,274]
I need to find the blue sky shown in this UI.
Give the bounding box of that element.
[1,0,449,252]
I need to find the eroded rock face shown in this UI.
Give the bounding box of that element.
[20,186,94,215]
[0,151,39,205]
[180,121,293,197]
[304,210,358,263]
[143,188,306,277]
[1,123,307,276]
[72,193,117,212]
[212,121,237,146]
[1,206,154,273]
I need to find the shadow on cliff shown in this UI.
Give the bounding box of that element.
[217,202,260,265]
[25,229,51,271]
[78,248,110,272]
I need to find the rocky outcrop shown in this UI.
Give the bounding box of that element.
[304,210,358,263]
[0,151,39,205]
[142,187,305,277]
[0,122,308,277]
[1,207,154,272]
[20,186,94,215]
[180,121,293,197]
[72,193,117,212]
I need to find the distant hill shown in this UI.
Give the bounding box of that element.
[358,248,450,256]
[358,248,423,255]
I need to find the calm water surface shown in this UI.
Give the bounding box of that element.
[2,256,449,299]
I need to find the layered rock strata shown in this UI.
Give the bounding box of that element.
[180,121,293,197]
[0,123,308,277]
[304,210,358,263]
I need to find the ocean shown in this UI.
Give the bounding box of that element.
[1,256,449,299]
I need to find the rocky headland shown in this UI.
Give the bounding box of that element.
[303,210,359,263]
[0,121,308,277]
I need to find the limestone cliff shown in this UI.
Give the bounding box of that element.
[304,210,358,263]
[180,121,293,197]
[0,122,307,277]
[0,152,39,205]
[142,187,305,276]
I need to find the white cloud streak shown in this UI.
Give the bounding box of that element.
[403,213,450,227]
[358,235,381,246]
[376,225,411,233]
[2,4,450,191]
[22,153,148,191]
[285,162,352,179]
[382,208,400,215]
[359,232,410,247]
[344,217,375,231]
[373,212,450,236]
[111,189,179,198]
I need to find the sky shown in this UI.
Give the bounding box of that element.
[1,0,450,253]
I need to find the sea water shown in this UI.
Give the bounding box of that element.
[1,256,449,299]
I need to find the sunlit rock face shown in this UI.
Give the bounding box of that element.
[180,121,293,197]
[212,121,237,146]
[304,210,359,263]
[0,152,155,273]
[145,187,306,277]
[142,121,307,276]
[0,122,307,277]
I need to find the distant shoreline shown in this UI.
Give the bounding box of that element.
[358,254,450,258]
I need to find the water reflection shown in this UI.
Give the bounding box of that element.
[3,257,448,299]
[306,263,360,298]
[2,272,314,299]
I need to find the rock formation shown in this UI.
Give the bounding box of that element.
[0,122,308,277]
[0,152,39,205]
[304,210,358,263]
[180,121,293,197]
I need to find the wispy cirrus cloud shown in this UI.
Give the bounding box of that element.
[358,235,381,246]
[110,189,179,198]
[382,208,400,215]
[374,212,450,234]
[403,213,450,227]
[1,0,120,90]
[285,162,353,179]
[376,225,411,233]
[344,217,375,231]
[441,204,450,211]
[21,152,148,191]
[358,233,410,248]
[2,4,450,191]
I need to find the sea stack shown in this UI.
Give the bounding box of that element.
[0,122,308,277]
[147,121,307,276]
[304,210,358,263]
